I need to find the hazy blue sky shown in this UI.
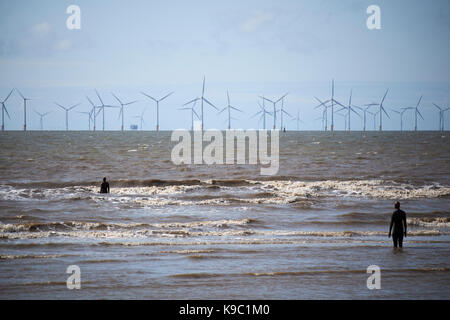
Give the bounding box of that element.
[0,0,449,130]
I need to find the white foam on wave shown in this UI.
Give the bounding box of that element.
[0,179,448,206]
[409,217,450,228]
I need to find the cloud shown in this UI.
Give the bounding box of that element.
[240,11,273,33]
[54,39,72,51]
[30,22,51,37]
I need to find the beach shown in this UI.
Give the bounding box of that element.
[0,131,449,299]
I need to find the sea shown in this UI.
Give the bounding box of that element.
[0,131,449,299]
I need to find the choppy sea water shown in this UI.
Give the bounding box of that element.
[0,131,449,299]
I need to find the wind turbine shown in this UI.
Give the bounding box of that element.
[141,91,174,131]
[54,102,80,131]
[77,109,94,130]
[372,111,379,130]
[432,103,444,131]
[279,95,292,130]
[431,103,449,131]
[134,109,146,130]
[95,89,119,131]
[183,76,218,131]
[251,97,272,130]
[336,112,347,131]
[355,105,377,132]
[291,109,303,131]
[314,79,345,131]
[16,89,32,131]
[260,93,288,129]
[34,110,51,131]
[179,99,200,131]
[86,96,98,131]
[442,107,450,131]
[1,89,14,131]
[218,91,243,130]
[403,95,424,131]
[337,90,360,131]
[314,97,329,131]
[391,108,408,131]
[372,90,390,131]
[112,92,138,131]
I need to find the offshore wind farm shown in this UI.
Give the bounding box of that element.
[0,0,449,302]
[0,80,448,132]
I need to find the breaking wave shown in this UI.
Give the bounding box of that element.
[1,179,448,205]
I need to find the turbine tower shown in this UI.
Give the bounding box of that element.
[260,93,288,130]
[179,99,200,131]
[432,103,444,131]
[86,96,98,131]
[355,105,375,132]
[218,91,243,130]
[77,110,94,130]
[17,89,31,131]
[252,97,272,130]
[279,95,292,130]
[183,76,218,131]
[392,108,408,131]
[141,91,174,131]
[134,109,146,130]
[34,110,51,131]
[375,90,390,131]
[95,89,118,131]
[112,92,138,131]
[314,79,345,131]
[314,97,329,131]
[1,89,14,131]
[404,95,424,131]
[54,102,80,131]
[291,109,303,131]
[431,103,449,131]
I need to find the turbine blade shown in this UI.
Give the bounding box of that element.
[124,100,138,106]
[159,91,174,102]
[86,96,96,107]
[282,110,293,117]
[333,100,346,108]
[3,89,14,103]
[380,89,389,105]
[275,93,288,103]
[260,96,274,103]
[16,89,25,100]
[141,92,157,102]
[417,109,424,120]
[54,102,66,110]
[183,98,200,106]
[95,89,104,105]
[218,107,227,115]
[111,92,123,105]
[192,109,200,120]
[4,105,11,119]
[381,106,390,118]
[203,97,219,110]
[416,95,423,108]
[69,103,80,111]
[432,103,442,111]
[230,106,243,113]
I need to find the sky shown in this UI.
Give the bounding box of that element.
[0,0,449,130]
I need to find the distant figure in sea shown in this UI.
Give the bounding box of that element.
[388,201,407,248]
[100,177,110,194]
